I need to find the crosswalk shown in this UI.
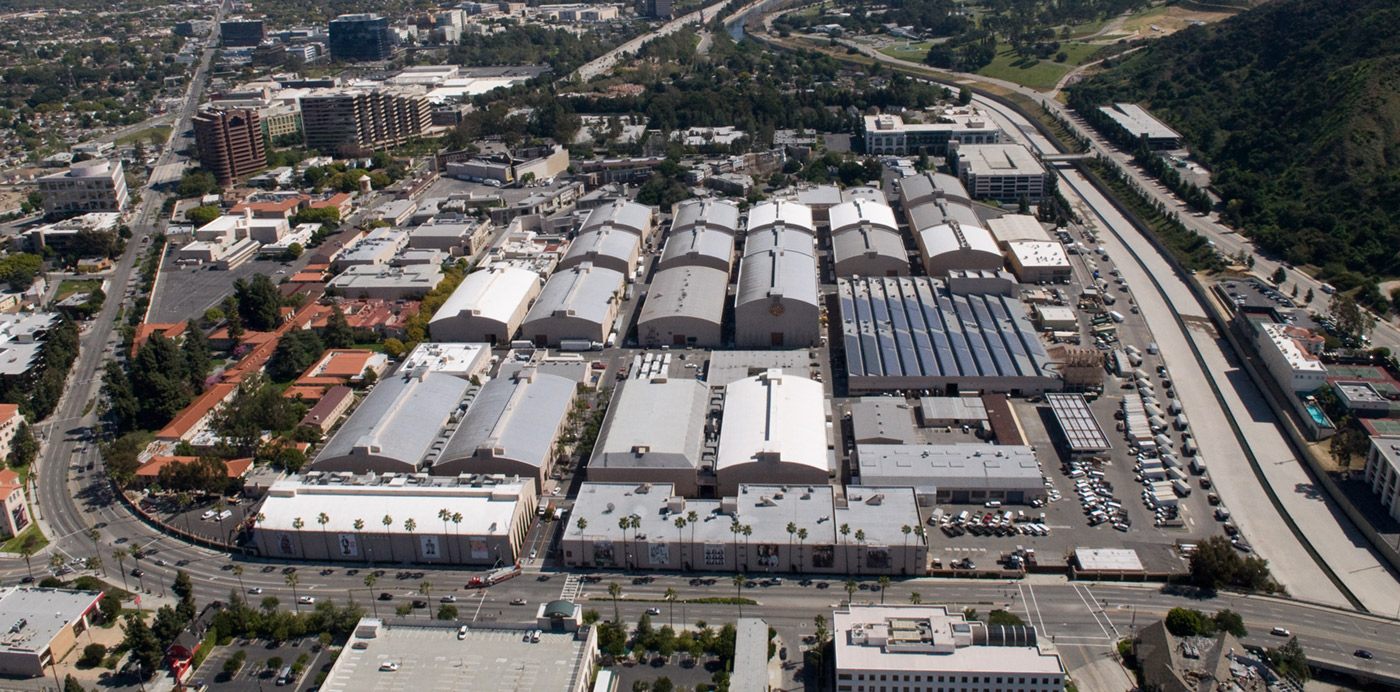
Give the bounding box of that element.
[558,574,582,602]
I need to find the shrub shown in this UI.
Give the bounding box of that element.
[78,643,106,668]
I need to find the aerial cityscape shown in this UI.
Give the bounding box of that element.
[0,0,1396,691]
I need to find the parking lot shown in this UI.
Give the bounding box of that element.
[195,637,329,692]
[148,251,313,325]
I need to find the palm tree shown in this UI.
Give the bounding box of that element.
[451,512,463,561]
[364,574,379,618]
[909,592,923,605]
[418,581,432,618]
[838,523,851,574]
[617,516,631,569]
[292,517,306,559]
[901,525,912,574]
[438,509,453,563]
[877,576,891,604]
[177,493,194,533]
[854,529,866,576]
[353,519,366,563]
[317,512,332,559]
[113,549,129,591]
[18,537,38,582]
[729,519,742,570]
[843,578,858,605]
[913,525,926,574]
[87,555,103,576]
[797,528,808,572]
[382,515,395,562]
[232,565,245,594]
[286,572,301,612]
[741,525,752,571]
[732,573,747,618]
[664,587,677,630]
[786,522,797,571]
[628,516,641,568]
[48,553,65,576]
[608,582,622,623]
[673,517,687,568]
[404,518,418,562]
[686,510,698,548]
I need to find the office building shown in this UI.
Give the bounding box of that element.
[20,212,120,254]
[649,0,674,18]
[637,266,728,348]
[430,368,576,489]
[1252,321,1327,392]
[328,14,394,62]
[220,19,266,47]
[0,313,60,379]
[951,143,1048,203]
[1097,103,1181,149]
[834,604,1064,691]
[325,619,596,692]
[853,444,1046,505]
[717,370,829,494]
[193,108,267,186]
[326,265,444,301]
[562,483,925,574]
[301,88,430,152]
[0,588,103,677]
[863,109,1002,156]
[428,264,541,344]
[1364,437,1400,523]
[587,377,711,497]
[36,159,129,215]
[254,473,535,564]
[312,343,491,473]
[837,276,1059,395]
[520,263,625,346]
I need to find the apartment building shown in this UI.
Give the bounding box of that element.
[301,88,431,152]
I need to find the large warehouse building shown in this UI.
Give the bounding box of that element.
[587,377,712,496]
[734,249,820,348]
[430,368,575,488]
[521,263,625,346]
[838,276,1060,395]
[561,482,925,574]
[428,264,541,344]
[916,222,1004,276]
[557,227,640,276]
[580,199,657,244]
[829,199,899,235]
[716,369,830,494]
[832,225,909,277]
[853,443,1047,505]
[254,473,535,565]
[672,198,741,235]
[637,266,729,348]
[0,588,102,677]
[657,227,734,273]
[746,199,815,236]
[311,344,491,473]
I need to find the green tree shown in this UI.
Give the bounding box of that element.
[1267,637,1311,682]
[6,421,37,467]
[181,325,211,392]
[323,306,355,349]
[185,206,221,226]
[64,674,86,692]
[608,582,622,623]
[1212,609,1248,638]
[437,604,458,620]
[267,329,325,381]
[233,274,284,331]
[1165,607,1209,636]
[122,613,163,677]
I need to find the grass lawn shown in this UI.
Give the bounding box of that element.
[352,342,386,353]
[56,279,102,302]
[1,524,46,553]
[977,47,1074,90]
[1118,6,1169,34]
[1066,15,1113,39]
[879,40,941,63]
[115,125,171,147]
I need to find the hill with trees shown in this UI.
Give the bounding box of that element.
[1069,0,1400,292]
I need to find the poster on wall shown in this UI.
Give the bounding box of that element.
[648,543,670,566]
[756,544,779,567]
[811,545,834,568]
[866,547,891,569]
[470,539,489,560]
[703,544,726,566]
[338,534,359,557]
[421,535,441,559]
[593,541,616,566]
[277,533,296,556]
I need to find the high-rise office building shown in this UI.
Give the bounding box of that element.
[220,19,266,47]
[649,0,674,18]
[36,159,129,215]
[192,108,267,186]
[328,14,394,62]
[301,88,431,153]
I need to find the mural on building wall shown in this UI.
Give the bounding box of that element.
[703,544,726,566]
[648,542,669,566]
[338,533,359,557]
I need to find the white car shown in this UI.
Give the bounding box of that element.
[379,662,399,672]
[248,587,263,595]
[298,596,315,605]
[458,625,469,640]
[200,510,217,520]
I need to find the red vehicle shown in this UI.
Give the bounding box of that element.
[467,565,522,588]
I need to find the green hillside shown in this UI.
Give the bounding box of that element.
[1069,0,1400,290]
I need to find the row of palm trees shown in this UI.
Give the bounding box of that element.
[253,507,469,564]
[577,514,927,574]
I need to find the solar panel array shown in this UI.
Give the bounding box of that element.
[838,277,1053,383]
[1044,393,1110,452]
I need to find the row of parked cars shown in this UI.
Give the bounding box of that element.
[1068,460,1130,532]
[933,508,1052,538]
